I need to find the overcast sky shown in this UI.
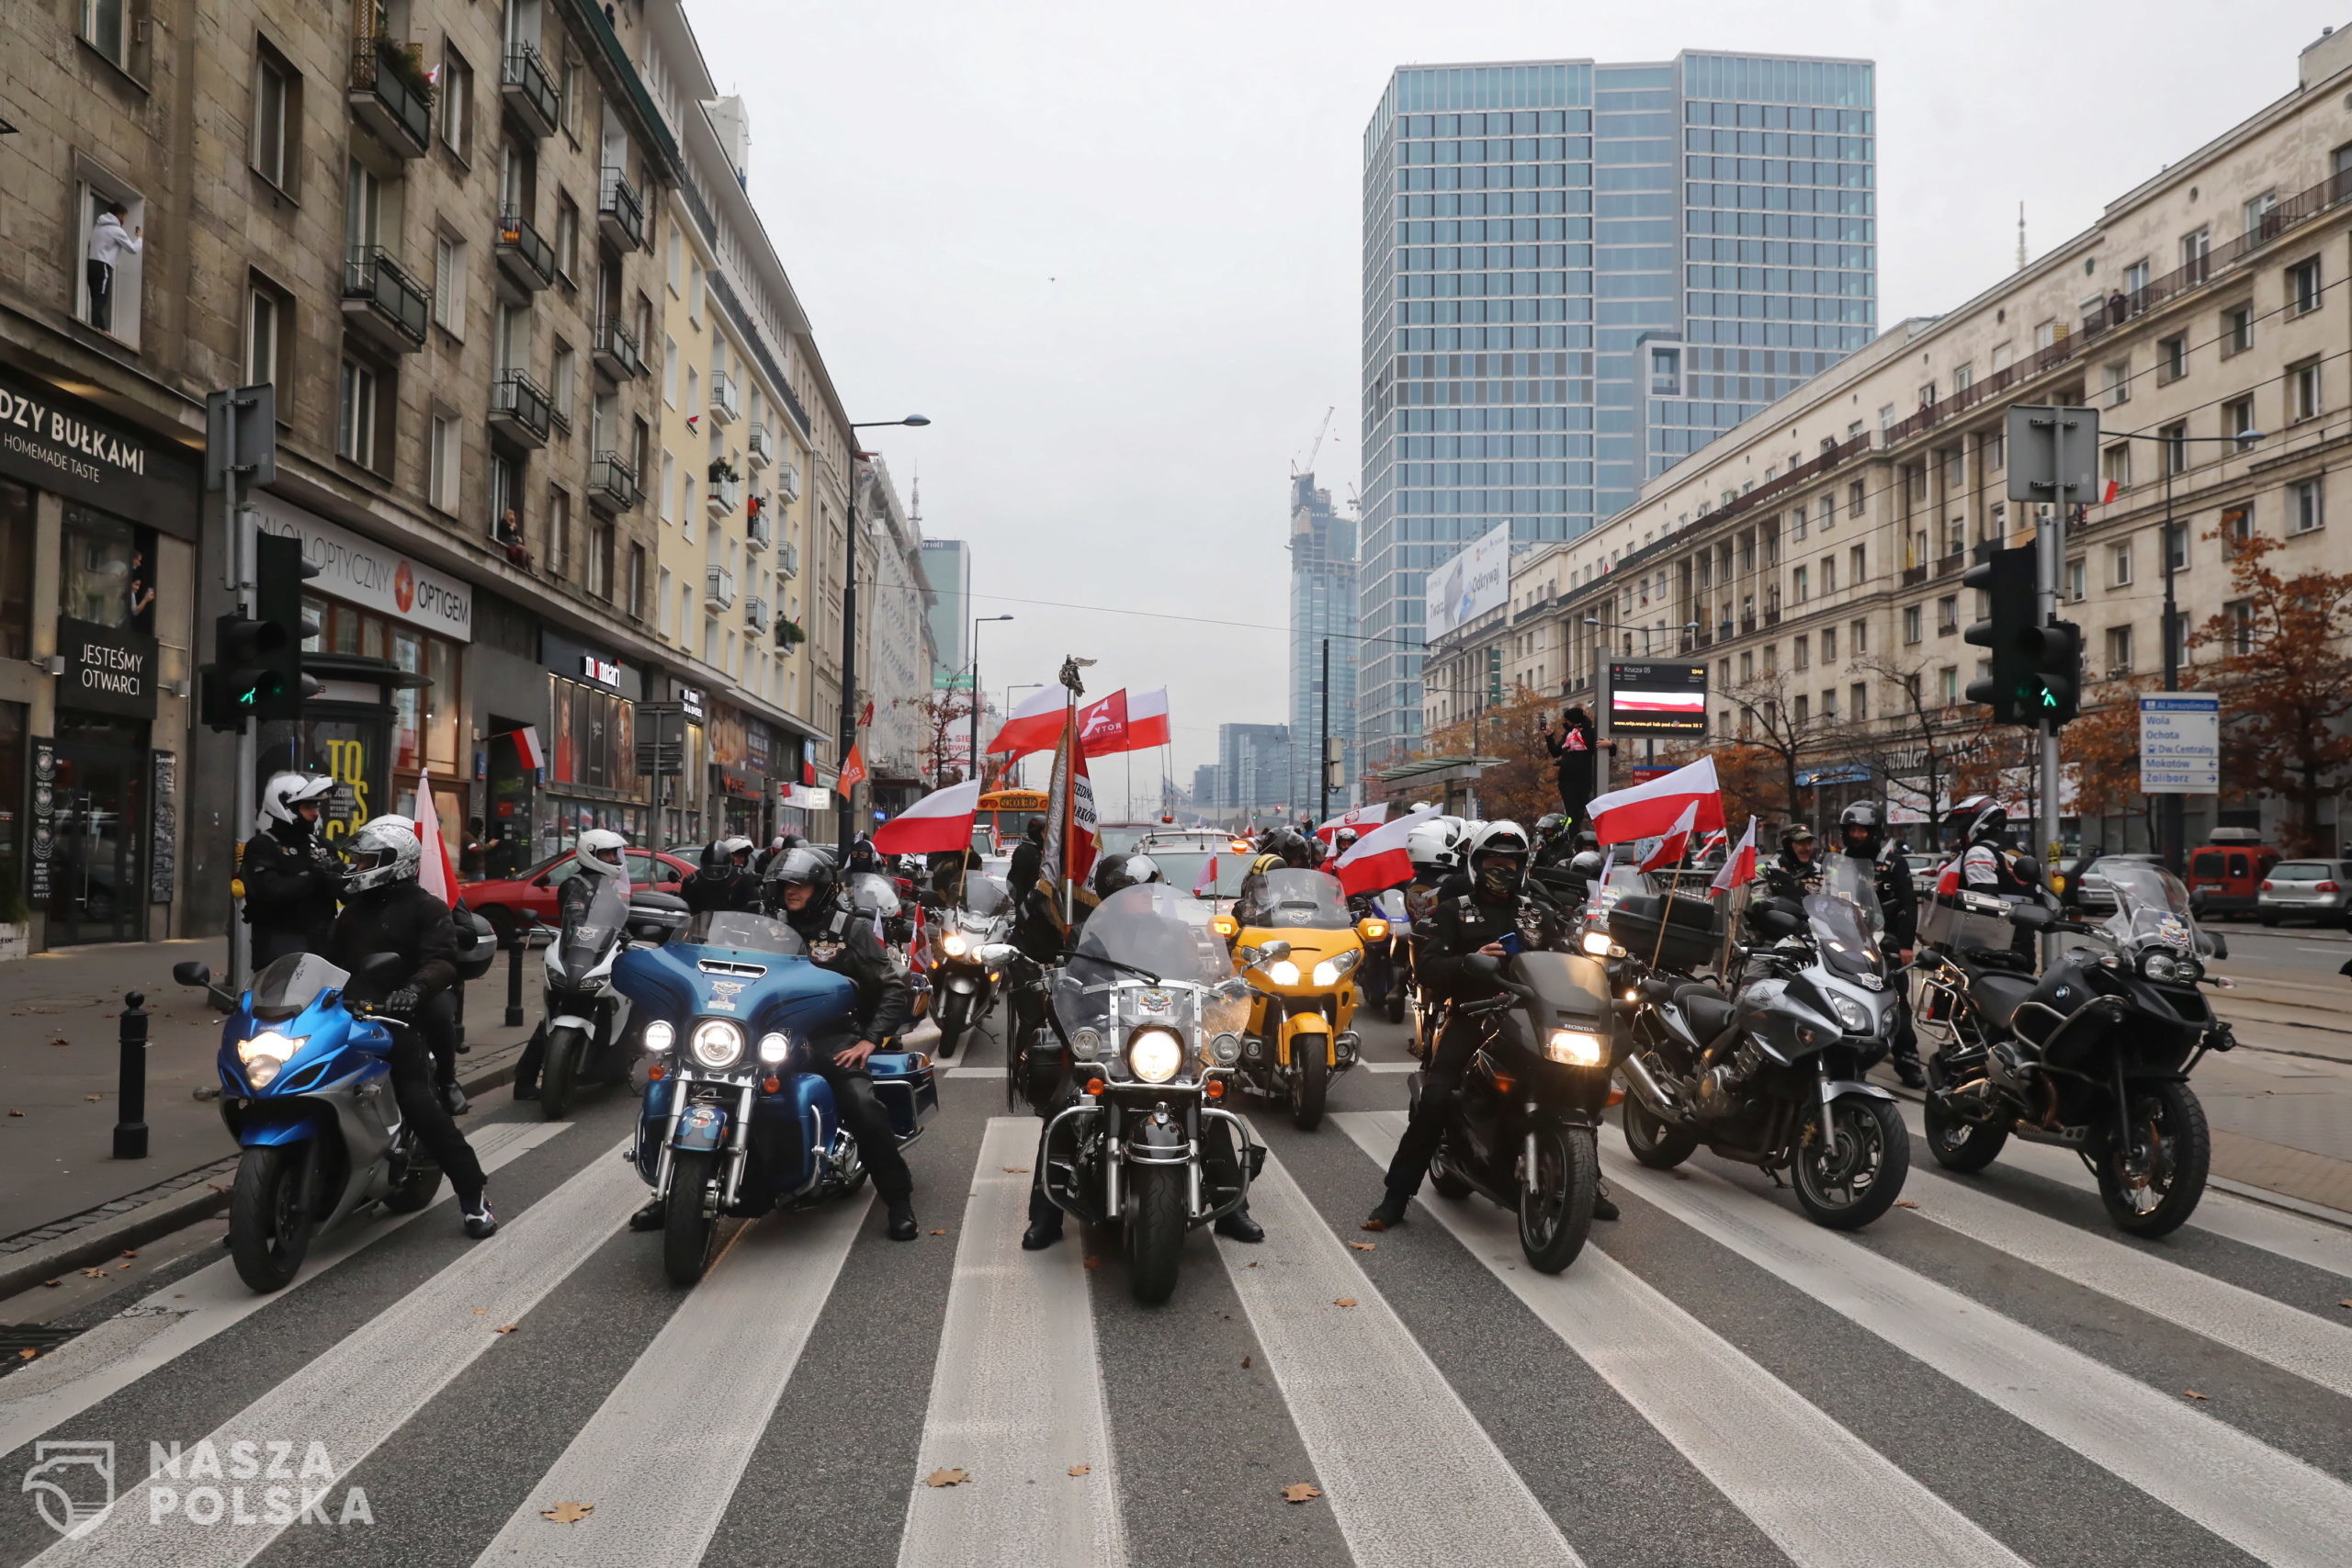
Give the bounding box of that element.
[690,0,2348,814]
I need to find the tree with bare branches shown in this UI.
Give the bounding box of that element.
[903,688,979,789]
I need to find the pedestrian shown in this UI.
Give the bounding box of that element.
[2106,288,2129,327]
[460,816,489,881]
[85,201,140,333]
[1544,705,1611,826]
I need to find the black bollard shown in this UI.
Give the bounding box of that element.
[503,926,526,1027]
[113,991,148,1160]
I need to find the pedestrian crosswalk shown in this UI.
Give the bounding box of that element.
[2,1089,2347,1568]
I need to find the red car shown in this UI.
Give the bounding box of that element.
[463,847,698,942]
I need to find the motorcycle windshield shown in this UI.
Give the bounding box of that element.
[680,911,808,955]
[849,873,901,919]
[1804,890,1884,981]
[2099,860,2199,950]
[1819,856,1886,933]
[251,953,351,1021]
[1057,885,1249,1037]
[560,876,630,972]
[958,875,1012,918]
[1233,868,1352,929]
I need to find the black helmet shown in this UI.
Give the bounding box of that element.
[1259,827,1313,868]
[762,845,837,909]
[1092,853,1163,899]
[1567,849,1604,879]
[1023,816,1047,844]
[1838,802,1883,860]
[1951,795,2007,846]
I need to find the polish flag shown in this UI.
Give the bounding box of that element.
[1192,854,1220,897]
[1079,689,1131,757]
[1125,688,1170,750]
[1637,800,1699,874]
[872,779,982,856]
[1585,755,1725,846]
[1042,719,1099,890]
[1709,817,1759,895]
[413,769,458,908]
[1332,805,1441,897]
[2100,479,2120,504]
[838,744,868,793]
[985,685,1067,759]
[509,726,547,772]
[1314,802,1389,841]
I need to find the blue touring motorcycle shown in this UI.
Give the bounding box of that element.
[617,909,937,1284]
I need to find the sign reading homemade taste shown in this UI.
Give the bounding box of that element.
[55,615,159,718]
[0,365,199,540]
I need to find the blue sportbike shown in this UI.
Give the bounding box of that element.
[616,909,936,1283]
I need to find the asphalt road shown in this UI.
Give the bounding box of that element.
[1,1011,2348,1568]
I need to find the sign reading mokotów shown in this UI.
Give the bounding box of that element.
[2139,693,2218,794]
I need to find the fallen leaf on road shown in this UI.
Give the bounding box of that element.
[40,1279,59,1288]
[1067,1464,1091,1477]
[51,1037,69,1048]
[930,1228,947,1235]
[1241,1356,1252,1369]
[495,1324,520,1335]
[1282,1483,1322,1504]
[1001,1167,1029,1173]
[1333,1298,1357,1308]
[1893,1200,1919,1210]
[6,1110,22,1117]
[2338,1299,2352,1309]
[2185,1390,2210,1401]
[539,1501,594,1524]
[80,1269,105,1279]
[923,1469,970,1488]
[17,1348,36,1360]
[1349,1241,1376,1251]
[1246,1260,1260,1268]
[84,1094,100,1102]
[119,1249,136,1258]
[116,1261,130,1270]
[473,1308,487,1315]
[1081,1257,1102,1269]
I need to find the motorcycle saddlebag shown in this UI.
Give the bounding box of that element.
[1606,893,1720,972]
[865,1050,938,1137]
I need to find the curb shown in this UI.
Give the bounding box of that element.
[0,1054,525,1305]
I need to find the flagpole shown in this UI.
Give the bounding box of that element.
[1650,838,1689,972]
[1061,687,1079,927]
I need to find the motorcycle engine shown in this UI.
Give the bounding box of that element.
[1692,1041,1766,1121]
[1986,1038,2039,1090]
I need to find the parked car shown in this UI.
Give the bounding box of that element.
[1905,852,1942,899]
[462,846,697,943]
[2075,852,2165,913]
[2186,836,2280,919]
[2257,859,2352,926]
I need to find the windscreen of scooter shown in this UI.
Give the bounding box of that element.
[252,953,352,1021]
[2098,860,2199,953]
[560,875,631,973]
[1056,884,1249,1037]
[680,910,808,955]
[1804,857,1885,982]
[1232,868,1353,929]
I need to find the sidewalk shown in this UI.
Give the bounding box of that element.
[0,936,548,1280]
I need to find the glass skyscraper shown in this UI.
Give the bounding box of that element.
[1286,472,1358,810]
[1357,52,1876,762]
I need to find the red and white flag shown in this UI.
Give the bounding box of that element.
[1709,816,1759,895]
[1585,755,1725,846]
[1636,799,1699,874]
[413,769,458,908]
[1041,717,1099,893]
[1332,806,1440,897]
[985,685,1066,759]
[1192,854,1220,897]
[509,726,547,772]
[1125,688,1170,750]
[1314,802,1389,841]
[872,780,982,856]
[1079,689,1131,757]
[837,744,869,794]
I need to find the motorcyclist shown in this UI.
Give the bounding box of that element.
[1838,802,1925,1088]
[1366,821,1618,1228]
[753,833,799,878]
[763,846,921,1242]
[1256,826,1316,870]
[326,815,495,1239]
[1007,816,1048,900]
[846,834,884,877]
[682,836,761,914]
[1763,823,1825,901]
[1531,812,1577,868]
[238,773,342,964]
[1331,827,1360,860]
[1950,794,2046,963]
[513,829,631,1101]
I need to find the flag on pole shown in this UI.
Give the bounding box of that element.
[1041,713,1099,895]
[985,685,1067,758]
[1584,755,1725,845]
[1636,799,1699,874]
[1125,688,1170,750]
[1078,689,1131,757]
[1192,854,1220,897]
[838,744,868,794]
[1313,802,1390,841]
[1331,806,1441,897]
[509,726,547,772]
[859,700,875,728]
[872,780,983,856]
[413,770,458,908]
[1709,817,1759,895]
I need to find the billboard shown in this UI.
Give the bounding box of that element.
[1424,523,1512,643]
[1607,660,1709,735]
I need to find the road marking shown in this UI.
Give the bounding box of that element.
[29,1141,643,1568]
[1217,1131,1584,1568]
[1360,1061,1419,1074]
[0,1118,572,1461]
[944,1066,1003,1079]
[1335,1112,2030,1568]
[897,1118,1124,1568]
[1600,1143,2352,1568]
[1894,1100,2352,1279]
[472,1190,871,1566]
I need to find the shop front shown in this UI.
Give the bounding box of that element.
[536,631,646,859]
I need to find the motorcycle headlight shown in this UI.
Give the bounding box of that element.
[1580,929,1613,957]
[643,1021,675,1054]
[1264,959,1301,987]
[1209,1031,1242,1065]
[1829,994,1872,1032]
[1126,1026,1185,1084]
[1317,949,1363,985]
[689,1019,745,1069]
[2140,951,2188,982]
[942,932,970,958]
[1312,960,1339,987]
[757,1031,793,1065]
[1543,1028,1605,1066]
[1069,1026,1102,1062]
[236,1030,300,1089]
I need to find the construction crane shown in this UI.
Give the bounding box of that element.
[1291,405,1336,479]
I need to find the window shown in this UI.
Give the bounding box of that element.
[547,488,572,580]
[2225,396,2259,450]
[2101,443,2132,492]
[2289,256,2324,315]
[80,0,131,73]
[2102,360,2130,407]
[1847,479,1864,516]
[667,224,683,293]
[2290,359,2323,423]
[427,412,459,513]
[2109,541,2133,587]
[1902,604,1922,645]
[2222,304,2254,356]
[1982,431,2005,471]
[244,283,283,386]
[433,234,468,334]
[2293,478,2324,535]
[689,262,703,323]
[1793,695,1809,727]
[1820,625,1838,662]
[2225,600,2254,655]
[1849,682,1867,721]
[1794,634,1810,671]
[2160,422,2187,478]
[656,566,673,635]
[338,359,379,468]
[549,341,575,428]
[660,451,676,522]
[2221,502,2253,546]
[2245,190,2278,234]
[2066,557,2086,602]
[440,49,475,162]
[625,539,643,615]
[2158,334,2187,383]
[1936,594,1958,636]
[2106,625,2133,676]
[555,195,580,282]
[1821,554,1837,594]
[489,450,522,547]
[2181,226,2211,282]
[75,181,146,344]
[1791,507,1807,543]
[2123,258,2150,298]
[1937,666,1958,705]
[1792,564,1809,604]
[252,41,300,194]
[1850,618,1867,654]
[663,337,679,406]
[1820,688,1838,721]
[2165,522,2188,571]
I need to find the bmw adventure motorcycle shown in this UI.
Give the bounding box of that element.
[617,908,936,1284]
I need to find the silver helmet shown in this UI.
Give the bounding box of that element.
[344,815,422,895]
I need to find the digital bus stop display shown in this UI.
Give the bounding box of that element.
[1607,661,1709,735]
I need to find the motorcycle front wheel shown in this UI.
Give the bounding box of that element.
[662,1148,720,1285]
[1125,1163,1185,1305]
[230,1145,315,1293]
[1290,1039,1328,1132]
[2093,1079,2210,1237]
[934,990,972,1060]
[1792,1097,1909,1230]
[1519,1123,1597,1274]
[539,1025,585,1122]
[1923,1089,2010,1173]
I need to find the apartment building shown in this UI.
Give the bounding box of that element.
[858,457,940,813]
[1435,26,2352,849]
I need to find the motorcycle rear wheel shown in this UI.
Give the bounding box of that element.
[1126,1163,1185,1305]
[1792,1097,1909,1230]
[1622,1093,1699,1170]
[380,1148,443,1213]
[1923,1089,2009,1173]
[231,1145,314,1293]
[1290,1040,1328,1131]
[1519,1123,1597,1274]
[540,1025,585,1122]
[2093,1079,2210,1237]
[662,1148,720,1285]
[935,991,971,1060]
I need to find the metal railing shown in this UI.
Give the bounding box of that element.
[703,565,736,611]
[500,45,560,135]
[746,423,774,465]
[709,371,741,424]
[589,451,639,512]
[490,370,553,444]
[593,315,644,378]
[347,36,432,154]
[598,168,645,251]
[341,248,429,346]
[495,211,555,289]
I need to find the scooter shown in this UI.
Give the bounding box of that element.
[526,883,687,1118]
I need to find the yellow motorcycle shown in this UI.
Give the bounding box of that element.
[1211,866,1387,1130]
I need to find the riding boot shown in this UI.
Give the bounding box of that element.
[1021,1182,1064,1250]
[1592,1176,1621,1222]
[1214,1201,1264,1243]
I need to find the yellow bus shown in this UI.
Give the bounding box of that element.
[974,788,1050,853]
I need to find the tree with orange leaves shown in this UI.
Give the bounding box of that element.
[1416,685,1559,824]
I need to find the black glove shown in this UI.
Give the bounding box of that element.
[379,986,422,1017]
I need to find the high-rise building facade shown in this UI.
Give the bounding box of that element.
[1357,52,1876,762]
[922,537,973,686]
[1286,472,1359,808]
[1216,723,1293,822]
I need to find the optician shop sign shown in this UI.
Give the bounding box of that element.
[245,492,473,642]
[0,363,199,540]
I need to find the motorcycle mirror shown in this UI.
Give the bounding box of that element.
[1256,939,1292,963]
[976,942,1020,967]
[357,952,407,987]
[2010,904,2053,931]
[171,960,211,989]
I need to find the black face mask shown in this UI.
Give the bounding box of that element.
[1476,861,1521,898]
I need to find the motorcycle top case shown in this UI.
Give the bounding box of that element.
[1919,887,2019,953]
[1606,892,1720,972]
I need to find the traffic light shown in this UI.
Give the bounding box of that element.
[199,533,321,731]
[1962,545,2038,725]
[200,611,285,731]
[2026,619,2083,727]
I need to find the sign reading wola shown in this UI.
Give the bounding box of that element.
[1424,523,1512,642]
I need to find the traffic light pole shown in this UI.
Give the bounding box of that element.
[224,479,258,997]
[2039,421,2065,888]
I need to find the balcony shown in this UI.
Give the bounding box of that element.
[347,37,432,158]
[340,248,429,351]
[707,474,741,518]
[1938,620,1960,637]
[709,371,741,425]
[598,168,646,252]
[500,46,560,139]
[1933,550,1966,581]
[588,451,639,515]
[744,595,770,634]
[488,370,553,449]
[778,539,799,579]
[775,458,801,503]
[745,505,772,552]
[1901,563,1928,587]
[704,566,736,612]
[746,423,774,467]
[494,211,555,295]
[593,316,644,380]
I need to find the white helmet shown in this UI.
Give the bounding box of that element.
[575,828,629,881]
[1407,818,1461,877]
[344,815,422,895]
[258,772,336,831]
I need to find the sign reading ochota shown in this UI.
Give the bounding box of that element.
[1606,660,1710,735]
[2138,693,2218,794]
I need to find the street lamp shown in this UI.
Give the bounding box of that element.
[839,415,931,852]
[965,615,1014,788]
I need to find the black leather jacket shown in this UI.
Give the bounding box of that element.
[240,821,340,934]
[327,882,458,1004]
[681,864,760,914]
[1419,874,1535,1002]
[784,895,910,1046]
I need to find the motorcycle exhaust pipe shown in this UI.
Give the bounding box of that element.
[1618,1051,1681,1119]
